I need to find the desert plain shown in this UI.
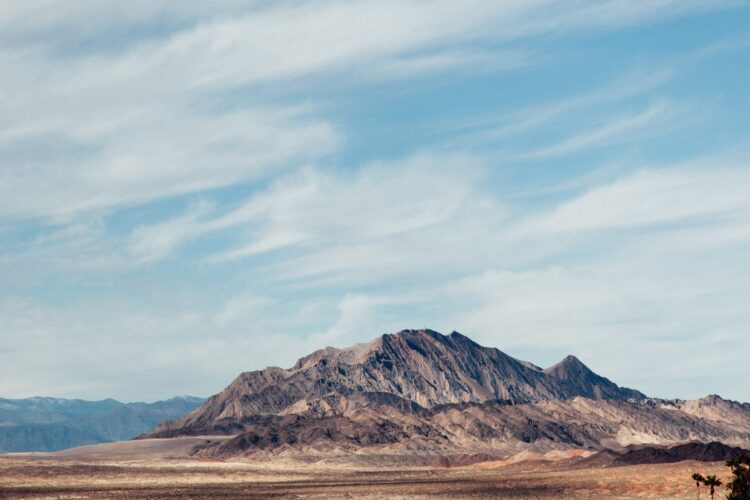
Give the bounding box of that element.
[0,437,732,499]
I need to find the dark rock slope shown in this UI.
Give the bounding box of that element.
[603,441,750,466]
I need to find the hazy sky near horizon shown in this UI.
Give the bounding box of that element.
[1,1,749,402]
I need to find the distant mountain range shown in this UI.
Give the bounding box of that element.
[146,329,750,462]
[0,395,203,452]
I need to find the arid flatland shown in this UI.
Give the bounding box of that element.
[0,454,731,499]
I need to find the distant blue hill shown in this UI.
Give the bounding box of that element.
[0,395,204,452]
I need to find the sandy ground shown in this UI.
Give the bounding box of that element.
[0,439,734,499]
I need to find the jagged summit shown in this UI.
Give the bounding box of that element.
[149,329,644,437]
[544,354,590,377]
[546,354,584,368]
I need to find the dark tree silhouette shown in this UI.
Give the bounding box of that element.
[703,475,722,500]
[726,454,750,500]
[692,472,705,498]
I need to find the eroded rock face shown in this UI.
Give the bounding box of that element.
[162,394,750,460]
[144,329,750,460]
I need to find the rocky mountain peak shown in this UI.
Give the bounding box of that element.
[543,354,644,401]
[544,355,588,376]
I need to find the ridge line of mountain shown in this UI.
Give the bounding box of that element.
[0,394,204,406]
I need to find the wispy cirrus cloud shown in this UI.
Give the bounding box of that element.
[518,99,678,159]
[454,68,673,144]
[126,153,499,272]
[0,0,737,221]
[514,160,750,236]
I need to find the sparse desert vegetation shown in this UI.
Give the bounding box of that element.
[694,454,750,500]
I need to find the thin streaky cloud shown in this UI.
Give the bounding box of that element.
[455,68,674,143]
[516,100,676,159]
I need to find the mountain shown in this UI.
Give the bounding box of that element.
[150,329,644,437]
[0,395,204,452]
[145,329,750,462]
[143,330,750,462]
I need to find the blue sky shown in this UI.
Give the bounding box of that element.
[1,0,749,402]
